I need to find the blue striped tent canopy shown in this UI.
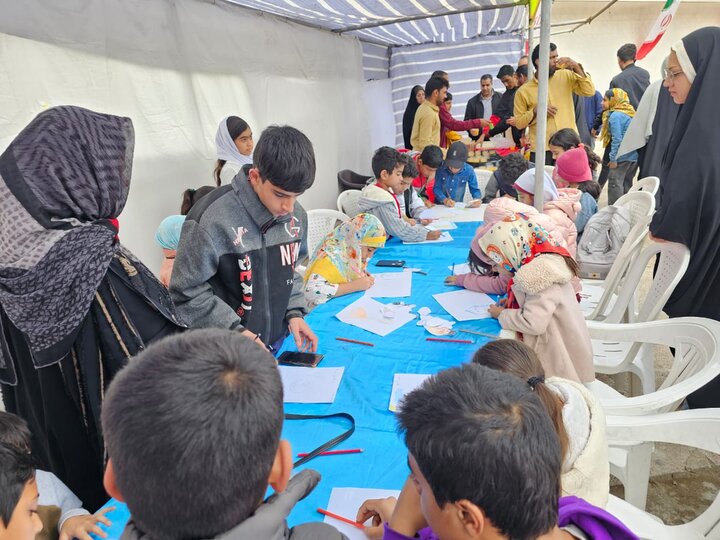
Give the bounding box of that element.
[225,0,527,47]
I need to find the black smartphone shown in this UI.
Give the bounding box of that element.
[277,351,325,368]
[375,260,405,268]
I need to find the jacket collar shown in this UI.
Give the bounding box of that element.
[232,167,292,233]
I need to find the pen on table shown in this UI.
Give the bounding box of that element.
[297,448,363,457]
[451,262,455,276]
[336,337,374,347]
[426,337,473,344]
[317,508,365,530]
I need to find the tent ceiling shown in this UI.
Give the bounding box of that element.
[222,0,528,46]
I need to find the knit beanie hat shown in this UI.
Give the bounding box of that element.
[555,146,591,183]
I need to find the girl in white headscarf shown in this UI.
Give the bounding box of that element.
[214,116,254,185]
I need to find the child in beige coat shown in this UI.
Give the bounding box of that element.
[481,215,594,384]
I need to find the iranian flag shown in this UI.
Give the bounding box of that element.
[637,0,681,60]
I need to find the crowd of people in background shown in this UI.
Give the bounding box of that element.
[0,25,719,540]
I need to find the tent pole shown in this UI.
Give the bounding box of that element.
[533,0,552,211]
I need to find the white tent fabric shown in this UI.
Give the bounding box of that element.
[226,0,526,46]
[0,0,371,271]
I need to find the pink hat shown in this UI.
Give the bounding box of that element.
[555,146,591,183]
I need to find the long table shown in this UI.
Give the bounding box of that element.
[93,220,501,538]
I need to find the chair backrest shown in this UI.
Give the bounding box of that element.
[306,209,349,255]
[612,190,655,231]
[336,190,362,218]
[628,176,660,197]
[588,317,720,415]
[606,409,720,537]
[337,169,372,193]
[474,169,494,199]
[600,239,689,324]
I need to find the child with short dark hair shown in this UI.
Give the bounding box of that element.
[396,155,431,225]
[0,442,42,540]
[356,364,637,540]
[101,329,346,539]
[432,142,482,207]
[359,147,441,242]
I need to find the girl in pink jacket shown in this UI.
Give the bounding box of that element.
[481,215,594,384]
[513,169,581,257]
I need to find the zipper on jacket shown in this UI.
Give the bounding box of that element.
[259,230,273,349]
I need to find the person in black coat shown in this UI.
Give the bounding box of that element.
[464,74,503,141]
[402,85,425,150]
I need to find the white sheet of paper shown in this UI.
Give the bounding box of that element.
[448,263,471,275]
[403,231,453,245]
[365,271,412,298]
[454,201,467,209]
[335,296,416,337]
[389,373,431,412]
[425,219,457,231]
[433,289,496,321]
[418,205,462,220]
[279,366,344,403]
[323,487,402,539]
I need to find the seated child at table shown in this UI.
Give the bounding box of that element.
[480,217,594,384]
[359,147,441,243]
[397,155,432,225]
[356,364,637,540]
[304,213,386,308]
[101,329,345,540]
[0,436,43,540]
[444,225,510,294]
[473,340,609,507]
[432,141,482,208]
[481,151,528,203]
[513,169,581,256]
[399,145,443,204]
[0,412,112,540]
[553,146,600,235]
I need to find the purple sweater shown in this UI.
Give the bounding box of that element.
[382,496,638,540]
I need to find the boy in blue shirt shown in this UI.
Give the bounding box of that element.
[432,142,482,208]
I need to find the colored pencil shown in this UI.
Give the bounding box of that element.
[317,508,365,530]
[297,448,363,457]
[426,337,473,344]
[336,337,374,347]
[458,329,501,339]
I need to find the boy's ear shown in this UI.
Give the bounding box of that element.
[378,169,390,181]
[248,167,261,186]
[454,499,486,538]
[268,439,293,493]
[103,459,125,502]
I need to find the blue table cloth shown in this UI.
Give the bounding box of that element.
[93,221,501,537]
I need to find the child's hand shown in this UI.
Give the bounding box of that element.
[405,218,417,226]
[60,507,114,540]
[426,230,442,241]
[419,218,433,226]
[467,199,482,208]
[443,199,455,207]
[356,275,375,290]
[608,161,618,169]
[356,496,398,539]
[488,304,505,319]
[444,276,458,286]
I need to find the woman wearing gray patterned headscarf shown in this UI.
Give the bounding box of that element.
[0,106,184,510]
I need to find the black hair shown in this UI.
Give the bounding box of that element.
[400,154,419,179]
[180,185,215,215]
[604,89,615,100]
[575,180,602,200]
[214,116,251,185]
[397,364,561,539]
[253,125,316,193]
[424,77,449,100]
[444,92,453,102]
[371,146,404,179]
[548,129,602,172]
[468,248,493,275]
[419,145,443,169]
[430,70,448,80]
[617,43,637,63]
[497,152,529,188]
[480,73,493,82]
[515,64,528,78]
[0,412,35,526]
[496,65,515,79]
[531,42,557,68]
[101,329,284,539]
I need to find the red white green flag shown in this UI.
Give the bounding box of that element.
[636,0,681,60]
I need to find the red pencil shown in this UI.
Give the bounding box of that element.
[317,508,365,530]
[426,337,473,344]
[336,337,375,347]
[297,448,363,457]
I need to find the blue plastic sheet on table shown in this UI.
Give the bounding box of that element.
[90,221,501,539]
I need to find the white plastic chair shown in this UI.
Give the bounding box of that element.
[586,317,720,510]
[544,165,555,176]
[336,190,362,218]
[306,209,349,255]
[605,410,720,538]
[473,168,493,200]
[579,191,655,319]
[628,176,660,198]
